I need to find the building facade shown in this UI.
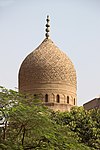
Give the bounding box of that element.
[83,98,100,110]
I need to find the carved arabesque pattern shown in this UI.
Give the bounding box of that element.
[19,38,77,88]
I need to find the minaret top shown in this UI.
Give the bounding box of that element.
[45,15,50,39]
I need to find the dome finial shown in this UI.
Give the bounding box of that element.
[45,15,50,39]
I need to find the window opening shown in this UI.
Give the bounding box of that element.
[45,94,48,102]
[56,94,60,103]
[74,98,75,105]
[67,96,69,103]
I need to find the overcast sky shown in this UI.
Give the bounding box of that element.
[0,0,100,106]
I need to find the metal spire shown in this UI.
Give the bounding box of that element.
[45,15,50,39]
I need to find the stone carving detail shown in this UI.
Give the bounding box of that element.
[19,38,76,88]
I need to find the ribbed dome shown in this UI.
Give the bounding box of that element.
[19,38,76,92]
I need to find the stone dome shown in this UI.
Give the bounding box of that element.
[19,38,76,90]
[18,15,77,111]
[18,38,77,111]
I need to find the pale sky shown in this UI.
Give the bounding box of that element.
[0,0,100,106]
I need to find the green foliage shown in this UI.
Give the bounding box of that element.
[52,106,100,149]
[0,87,99,150]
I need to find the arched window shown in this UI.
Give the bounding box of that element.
[67,96,69,103]
[45,94,48,102]
[56,94,60,103]
[74,98,75,105]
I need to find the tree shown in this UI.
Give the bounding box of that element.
[0,87,97,150]
[52,106,100,149]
